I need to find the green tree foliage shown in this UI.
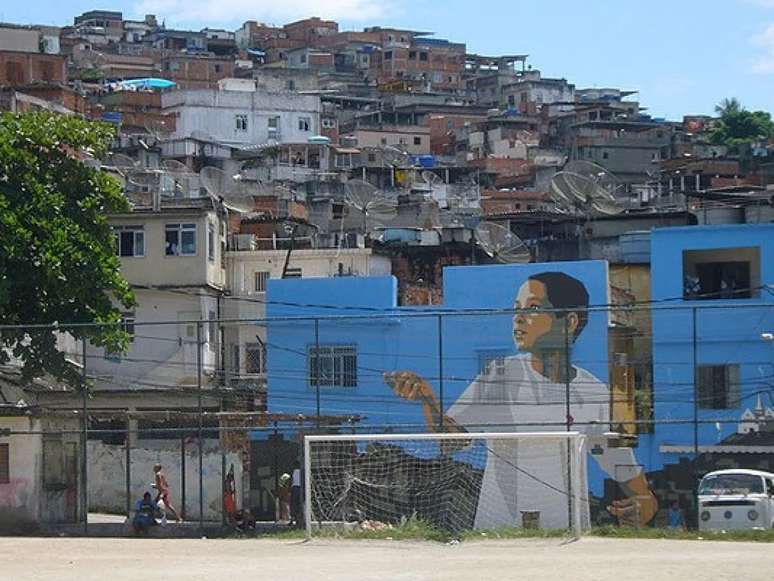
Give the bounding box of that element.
[0,112,135,385]
[711,98,774,151]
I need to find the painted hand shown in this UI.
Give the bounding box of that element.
[384,371,435,402]
[607,491,658,527]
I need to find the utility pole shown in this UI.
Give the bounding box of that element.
[81,339,88,534]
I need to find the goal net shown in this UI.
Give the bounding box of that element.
[304,432,588,538]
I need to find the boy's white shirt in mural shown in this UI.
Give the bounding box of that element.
[447,354,641,530]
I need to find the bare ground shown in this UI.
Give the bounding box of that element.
[2,536,771,581]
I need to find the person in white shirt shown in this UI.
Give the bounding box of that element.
[386,272,656,529]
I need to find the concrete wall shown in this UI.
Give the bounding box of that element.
[110,209,226,289]
[0,27,40,52]
[163,88,321,145]
[87,440,243,521]
[0,416,83,531]
[0,418,41,530]
[86,289,220,390]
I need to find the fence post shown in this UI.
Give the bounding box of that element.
[437,314,444,431]
[314,318,320,429]
[125,425,131,518]
[197,321,204,532]
[181,437,186,520]
[692,306,699,527]
[81,339,88,534]
[563,314,572,531]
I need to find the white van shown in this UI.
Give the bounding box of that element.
[698,469,774,531]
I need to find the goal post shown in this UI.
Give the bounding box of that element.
[304,431,587,539]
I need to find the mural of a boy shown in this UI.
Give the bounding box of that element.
[386,271,657,529]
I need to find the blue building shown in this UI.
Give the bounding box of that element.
[260,224,774,526]
[639,224,774,497]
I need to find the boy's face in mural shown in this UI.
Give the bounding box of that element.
[513,280,580,353]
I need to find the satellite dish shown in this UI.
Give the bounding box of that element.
[550,160,623,215]
[199,166,254,213]
[382,145,410,167]
[422,170,443,187]
[343,179,397,235]
[108,153,138,172]
[143,119,171,142]
[161,159,189,173]
[475,221,531,263]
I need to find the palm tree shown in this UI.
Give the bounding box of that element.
[715,98,743,117]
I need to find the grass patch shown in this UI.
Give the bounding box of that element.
[590,525,774,543]
[222,521,774,544]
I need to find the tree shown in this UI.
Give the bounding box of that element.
[0,113,135,386]
[710,98,774,151]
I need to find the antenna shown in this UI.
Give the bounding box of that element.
[475,221,531,263]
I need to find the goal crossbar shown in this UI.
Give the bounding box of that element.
[304,431,586,539]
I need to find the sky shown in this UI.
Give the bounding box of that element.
[3,0,773,120]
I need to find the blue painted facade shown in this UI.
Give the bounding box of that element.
[640,224,774,472]
[266,261,610,427]
[263,224,774,523]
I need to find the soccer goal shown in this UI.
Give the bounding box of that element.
[304,432,588,539]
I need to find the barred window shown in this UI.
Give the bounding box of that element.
[245,342,266,374]
[697,364,740,409]
[309,345,357,388]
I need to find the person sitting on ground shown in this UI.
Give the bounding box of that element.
[133,492,159,535]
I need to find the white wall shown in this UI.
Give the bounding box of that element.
[111,210,226,289]
[88,440,243,521]
[86,289,220,390]
[163,88,322,146]
[0,418,41,528]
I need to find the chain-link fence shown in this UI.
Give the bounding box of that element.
[1,301,773,533]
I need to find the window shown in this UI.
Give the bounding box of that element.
[380,137,388,145]
[268,116,280,137]
[384,51,393,60]
[321,118,336,129]
[165,223,197,256]
[309,345,357,388]
[298,117,311,132]
[254,271,270,292]
[207,223,215,261]
[602,151,609,160]
[286,79,296,90]
[235,114,248,132]
[214,64,222,73]
[245,342,266,374]
[284,267,302,278]
[409,50,417,60]
[683,247,760,300]
[0,443,8,484]
[121,312,135,338]
[697,364,740,409]
[419,52,428,62]
[115,225,144,257]
[413,136,421,146]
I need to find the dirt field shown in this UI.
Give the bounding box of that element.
[2,536,772,580]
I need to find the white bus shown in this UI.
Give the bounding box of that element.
[698,469,774,531]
